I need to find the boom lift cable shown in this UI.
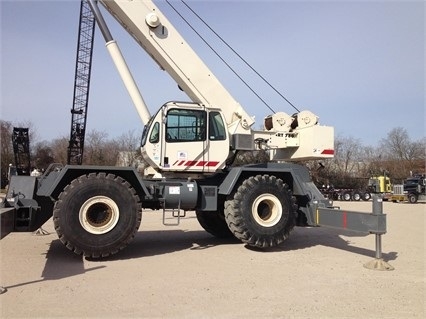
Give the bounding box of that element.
[167,0,301,114]
[164,0,277,115]
[181,0,300,113]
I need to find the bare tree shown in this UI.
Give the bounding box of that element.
[380,127,410,160]
[332,136,363,175]
[1,120,14,187]
[312,136,373,189]
[114,129,143,168]
[50,137,69,166]
[357,145,389,177]
[32,141,55,170]
[378,127,425,179]
[83,129,121,165]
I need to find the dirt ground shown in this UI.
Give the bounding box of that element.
[0,201,425,318]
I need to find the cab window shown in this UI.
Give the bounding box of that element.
[166,109,206,142]
[149,122,160,143]
[209,111,226,140]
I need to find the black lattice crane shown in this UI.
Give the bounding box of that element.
[12,127,31,176]
[67,0,96,165]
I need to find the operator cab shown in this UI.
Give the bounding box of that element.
[141,102,230,175]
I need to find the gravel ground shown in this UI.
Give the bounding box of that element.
[0,201,425,318]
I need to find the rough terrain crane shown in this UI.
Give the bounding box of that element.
[1,0,388,266]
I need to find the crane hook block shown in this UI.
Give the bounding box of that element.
[146,12,160,28]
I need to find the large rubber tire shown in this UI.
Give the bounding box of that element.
[224,175,296,248]
[53,173,142,258]
[196,210,234,238]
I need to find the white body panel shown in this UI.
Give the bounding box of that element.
[256,125,335,161]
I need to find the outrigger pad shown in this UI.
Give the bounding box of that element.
[364,258,394,271]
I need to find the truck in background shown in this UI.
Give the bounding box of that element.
[391,174,426,203]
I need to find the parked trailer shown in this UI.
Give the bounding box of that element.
[319,187,371,202]
[319,175,392,202]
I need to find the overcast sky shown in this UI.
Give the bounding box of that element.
[1,0,424,147]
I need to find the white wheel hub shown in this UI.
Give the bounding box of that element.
[79,196,120,234]
[252,194,282,227]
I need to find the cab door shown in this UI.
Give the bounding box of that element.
[162,107,229,173]
[205,110,229,172]
[163,107,207,173]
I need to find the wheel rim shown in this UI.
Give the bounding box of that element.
[252,194,282,227]
[79,196,120,234]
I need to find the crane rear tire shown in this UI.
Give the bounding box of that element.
[224,175,296,248]
[53,173,142,258]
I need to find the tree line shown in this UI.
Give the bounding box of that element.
[212,127,425,188]
[310,128,425,189]
[1,119,424,189]
[1,120,142,187]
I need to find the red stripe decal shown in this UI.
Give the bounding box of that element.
[174,160,219,167]
[206,161,219,167]
[321,149,334,155]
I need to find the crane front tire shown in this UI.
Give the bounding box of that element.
[53,173,142,258]
[224,175,296,248]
